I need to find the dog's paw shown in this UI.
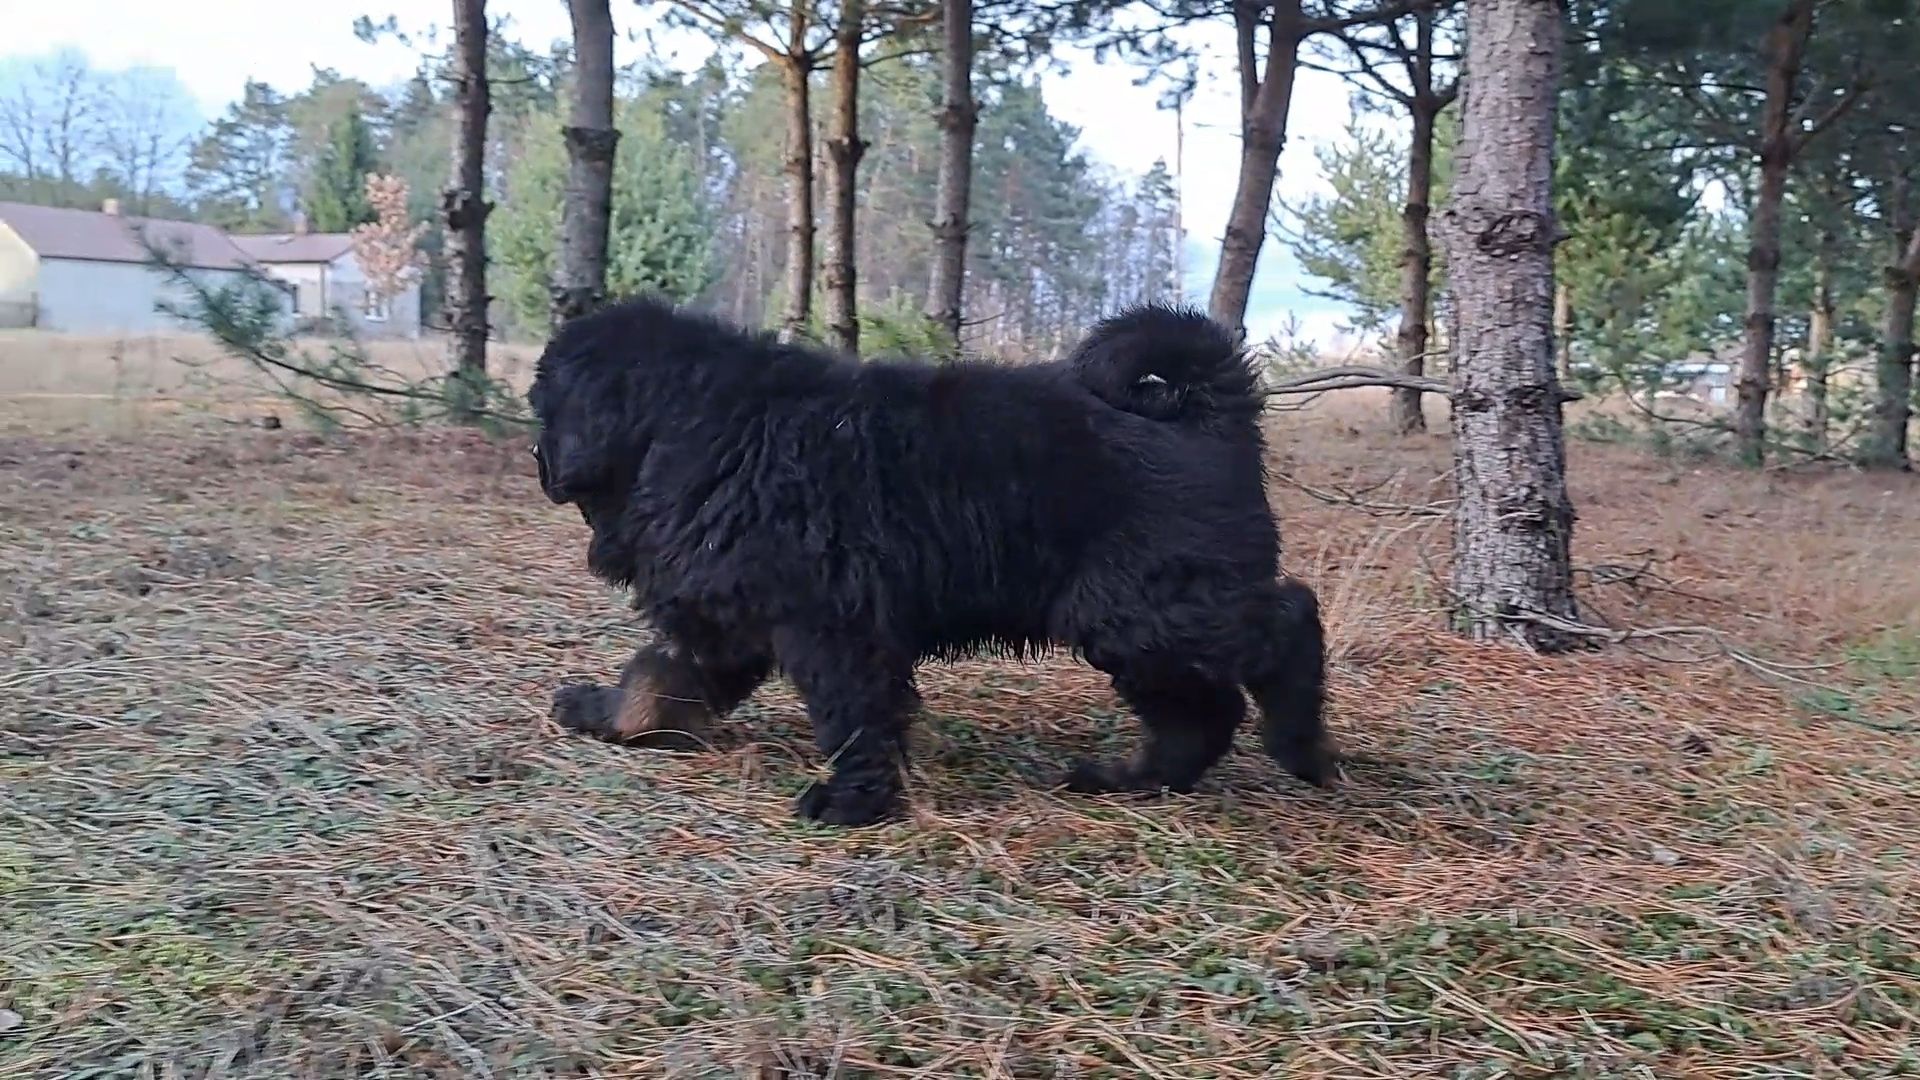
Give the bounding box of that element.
[794,780,898,827]
[1273,737,1338,789]
[550,682,616,735]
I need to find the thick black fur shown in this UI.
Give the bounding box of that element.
[528,297,1332,826]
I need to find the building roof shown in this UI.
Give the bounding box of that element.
[229,232,356,264]
[0,200,256,272]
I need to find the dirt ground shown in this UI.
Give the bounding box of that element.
[1,338,1917,1078]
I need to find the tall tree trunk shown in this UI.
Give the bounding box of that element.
[1736,0,1815,466]
[1208,0,1304,333]
[1173,77,1189,300]
[1392,16,1441,437]
[551,0,618,332]
[778,47,816,343]
[443,0,492,422]
[1552,281,1573,382]
[822,1,867,354]
[1440,0,1580,651]
[1806,234,1834,451]
[1868,187,1920,470]
[925,0,975,351]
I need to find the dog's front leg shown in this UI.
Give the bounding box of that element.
[776,629,915,827]
[550,641,762,751]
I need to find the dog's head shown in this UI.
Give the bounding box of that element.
[526,312,645,512]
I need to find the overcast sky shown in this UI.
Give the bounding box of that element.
[5,0,1366,345]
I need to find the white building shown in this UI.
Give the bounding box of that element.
[0,199,286,333]
[230,225,422,340]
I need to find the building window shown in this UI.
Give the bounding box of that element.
[362,288,390,322]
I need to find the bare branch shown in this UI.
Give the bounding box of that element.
[1267,364,1451,397]
[1325,26,1414,105]
[1304,0,1432,37]
[1271,469,1452,517]
[671,1,788,62]
[1900,216,1920,279]
[1789,79,1870,155]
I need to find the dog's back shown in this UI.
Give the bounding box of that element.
[531,298,1278,654]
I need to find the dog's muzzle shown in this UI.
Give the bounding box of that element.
[532,442,553,491]
[532,441,577,506]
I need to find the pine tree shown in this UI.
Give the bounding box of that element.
[305,111,378,231]
[444,0,492,423]
[1441,0,1581,650]
[1307,1,1461,433]
[493,91,716,333]
[187,80,293,228]
[926,0,977,348]
[1135,160,1180,304]
[1280,120,1421,332]
[607,101,718,305]
[551,0,618,330]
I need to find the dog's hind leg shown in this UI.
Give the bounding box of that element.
[551,640,770,751]
[1241,578,1334,787]
[1064,670,1246,795]
[775,628,917,827]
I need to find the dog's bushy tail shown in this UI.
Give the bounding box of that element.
[1067,303,1263,429]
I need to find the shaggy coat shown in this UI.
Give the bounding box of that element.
[529,298,1330,825]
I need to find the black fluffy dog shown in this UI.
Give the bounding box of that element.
[528,297,1331,826]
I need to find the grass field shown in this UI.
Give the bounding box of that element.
[0,331,540,435]
[2,333,1917,1077]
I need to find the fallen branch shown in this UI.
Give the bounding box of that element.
[1272,469,1452,518]
[1575,554,1764,615]
[1508,606,1844,687]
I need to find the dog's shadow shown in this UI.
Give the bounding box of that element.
[910,705,1562,853]
[911,705,1129,792]
[574,682,1560,848]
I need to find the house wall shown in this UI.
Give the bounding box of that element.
[256,262,330,320]
[0,224,37,328]
[35,258,288,333]
[327,252,421,340]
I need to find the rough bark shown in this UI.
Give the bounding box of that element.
[822,1,868,354]
[1439,0,1580,651]
[551,0,618,332]
[1868,187,1920,469]
[925,0,976,351]
[1805,229,1834,450]
[442,0,492,422]
[1552,280,1573,382]
[778,42,816,343]
[1208,0,1305,333]
[1735,0,1815,466]
[1391,10,1444,437]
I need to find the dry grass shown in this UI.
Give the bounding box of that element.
[0,331,539,435]
[1,347,1917,1078]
